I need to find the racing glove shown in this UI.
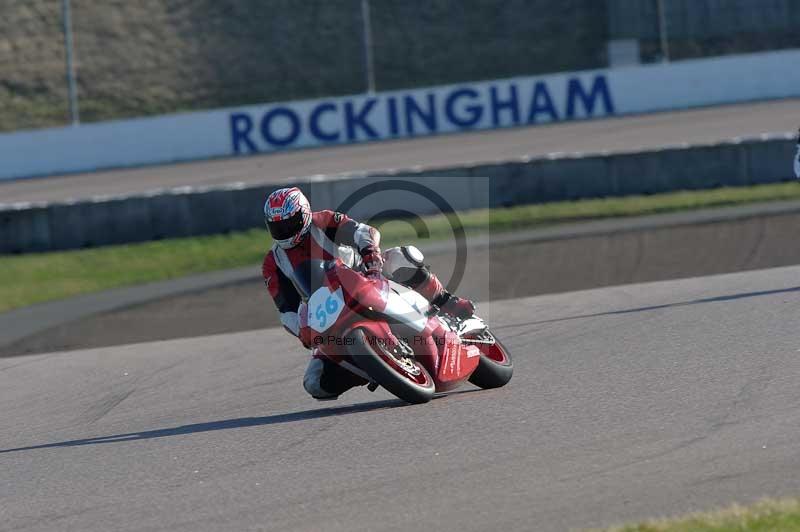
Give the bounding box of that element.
[361,248,383,276]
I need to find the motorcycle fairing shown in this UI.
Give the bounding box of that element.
[435,330,481,390]
[306,285,346,333]
[381,290,427,333]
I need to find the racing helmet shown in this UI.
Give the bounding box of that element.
[264,187,312,249]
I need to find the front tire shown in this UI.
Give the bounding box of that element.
[467,334,513,389]
[346,328,435,404]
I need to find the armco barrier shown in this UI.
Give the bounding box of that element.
[0,135,796,254]
[384,135,795,203]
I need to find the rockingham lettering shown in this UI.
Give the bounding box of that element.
[309,102,339,142]
[345,98,379,141]
[445,88,483,128]
[230,74,615,154]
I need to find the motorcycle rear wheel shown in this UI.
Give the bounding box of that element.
[467,335,513,389]
[346,328,435,404]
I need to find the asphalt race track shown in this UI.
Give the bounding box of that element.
[1,98,798,204]
[2,265,799,531]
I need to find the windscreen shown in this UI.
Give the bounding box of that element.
[292,259,331,300]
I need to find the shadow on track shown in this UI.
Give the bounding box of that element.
[0,389,488,455]
[0,399,404,455]
[494,285,800,333]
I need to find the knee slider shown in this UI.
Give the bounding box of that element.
[303,358,338,399]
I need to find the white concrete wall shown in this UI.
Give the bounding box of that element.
[2,49,799,181]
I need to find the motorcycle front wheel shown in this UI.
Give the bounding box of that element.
[346,328,435,404]
[466,333,513,389]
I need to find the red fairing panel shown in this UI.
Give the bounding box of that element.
[335,265,389,315]
[435,332,481,391]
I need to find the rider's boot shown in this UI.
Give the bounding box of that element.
[414,270,475,320]
[434,290,476,320]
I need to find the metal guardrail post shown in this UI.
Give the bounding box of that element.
[62,0,80,125]
[656,0,670,62]
[361,0,376,93]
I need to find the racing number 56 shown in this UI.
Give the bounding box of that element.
[315,294,340,328]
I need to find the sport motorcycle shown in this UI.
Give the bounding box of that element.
[295,259,513,404]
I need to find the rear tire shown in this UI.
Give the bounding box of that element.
[346,328,435,404]
[468,336,513,389]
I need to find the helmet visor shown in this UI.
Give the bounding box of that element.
[267,211,305,241]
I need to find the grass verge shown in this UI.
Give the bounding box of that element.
[598,498,800,531]
[1,181,798,313]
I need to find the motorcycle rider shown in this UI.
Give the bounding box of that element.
[261,187,475,400]
[795,128,800,180]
